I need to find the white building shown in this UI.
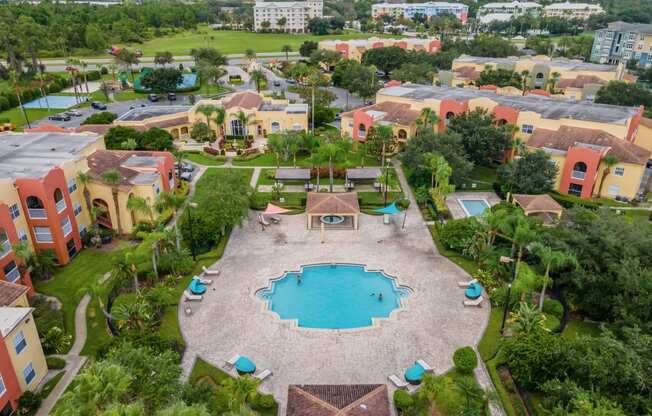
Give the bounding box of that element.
[478,1,541,24]
[371,2,469,23]
[253,0,323,33]
[543,2,604,20]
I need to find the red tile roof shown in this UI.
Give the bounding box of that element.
[342,101,420,126]
[556,75,607,89]
[512,194,563,212]
[0,281,28,307]
[86,150,167,188]
[287,385,390,416]
[306,193,360,215]
[453,65,481,81]
[224,91,263,110]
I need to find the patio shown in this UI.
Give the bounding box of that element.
[179,201,489,413]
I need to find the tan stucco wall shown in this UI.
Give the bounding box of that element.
[0,180,32,251]
[5,311,47,391]
[634,123,652,152]
[596,162,646,199]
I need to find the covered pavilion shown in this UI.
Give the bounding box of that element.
[306,192,360,230]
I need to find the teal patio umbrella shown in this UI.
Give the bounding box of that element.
[374,202,402,215]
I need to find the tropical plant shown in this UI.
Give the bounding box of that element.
[529,242,577,311]
[318,139,349,192]
[267,135,285,168]
[415,107,439,135]
[244,49,256,61]
[511,302,545,335]
[235,110,254,138]
[281,44,292,62]
[597,155,619,197]
[111,296,153,331]
[127,195,154,225]
[213,107,226,141]
[220,376,260,411]
[250,69,266,93]
[196,104,218,140]
[100,169,123,235]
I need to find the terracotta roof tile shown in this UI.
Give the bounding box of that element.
[528,126,651,165]
[145,115,190,129]
[556,75,607,89]
[86,150,168,188]
[306,193,360,215]
[75,124,116,135]
[342,102,420,126]
[453,65,481,81]
[0,281,28,307]
[287,384,390,416]
[224,91,263,110]
[512,194,563,212]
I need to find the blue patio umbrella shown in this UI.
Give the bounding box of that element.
[404,362,426,384]
[189,278,207,295]
[465,282,483,300]
[374,202,402,215]
[235,356,256,374]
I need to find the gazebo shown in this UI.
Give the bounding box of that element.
[274,168,311,189]
[512,194,564,225]
[306,192,360,230]
[345,168,382,190]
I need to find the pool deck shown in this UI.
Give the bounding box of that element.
[446,191,502,219]
[179,190,490,413]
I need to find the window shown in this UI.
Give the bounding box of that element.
[61,217,72,237]
[153,184,161,195]
[0,375,5,397]
[67,178,77,194]
[17,229,27,242]
[521,124,534,134]
[79,224,86,236]
[271,121,281,133]
[608,184,620,196]
[13,331,26,355]
[73,202,82,216]
[33,226,53,243]
[571,162,587,180]
[614,166,625,176]
[568,183,583,197]
[9,204,19,220]
[4,261,19,283]
[23,363,35,385]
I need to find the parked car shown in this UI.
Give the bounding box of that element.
[48,113,71,121]
[286,79,296,85]
[273,80,281,87]
[65,110,83,117]
[148,94,159,102]
[179,172,193,182]
[167,92,177,101]
[91,102,107,110]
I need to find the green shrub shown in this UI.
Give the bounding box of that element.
[436,217,478,252]
[0,96,9,111]
[0,117,11,124]
[549,191,599,209]
[82,111,117,125]
[17,391,41,415]
[393,389,414,411]
[453,346,478,373]
[46,356,66,369]
[254,393,275,410]
[100,66,109,75]
[542,298,564,320]
[490,285,521,308]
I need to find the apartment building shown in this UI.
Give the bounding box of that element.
[108,91,309,141]
[318,37,441,62]
[542,1,604,20]
[0,130,176,272]
[253,0,322,32]
[371,2,469,23]
[341,84,649,200]
[477,1,541,24]
[439,54,628,100]
[0,281,47,415]
[591,21,652,67]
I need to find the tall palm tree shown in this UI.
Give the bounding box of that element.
[596,155,619,197]
[267,135,285,168]
[245,49,256,62]
[77,172,93,217]
[155,191,185,249]
[548,71,561,93]
[36,69,50,112]
[126,195,154,226]
[530,242,577,311]
[318,141,347,192]
[213,107,226,142]
[416,107,439,134]
[520,69,530,95]
[281,44,292,62]
[512,220,536,277]
[9,70,31,128]
[100,170,123,235]
[196,104,218,138]
[250,69,267,93]
[79,59,90,96]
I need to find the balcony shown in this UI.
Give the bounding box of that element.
[571,170,586,180]
[56,199,67,213]
[0,240,10,258]
[28,208,47,219]
[5,266,19,283]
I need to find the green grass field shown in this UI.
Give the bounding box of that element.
[118,27,395,56]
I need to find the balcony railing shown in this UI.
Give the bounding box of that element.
[571,170,586,180]
[0,240,10,258]
[5,266,19,283]
[62,220,72,237]
[28,208,47,219]
[56,199,66,213]
[34,230,53,243]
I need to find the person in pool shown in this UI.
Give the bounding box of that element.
[378,293,383,301]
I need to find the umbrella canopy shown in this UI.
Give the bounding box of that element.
[465,282,483,300]
[404,363,425,382]
[374,202,403,215]
[235,356,256,374]
[189,278,206,295]
[263,203,292,215]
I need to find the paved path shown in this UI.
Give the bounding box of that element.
[250,167,261,189]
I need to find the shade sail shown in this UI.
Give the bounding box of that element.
[374,202,402,215]
[275,168,311,181]
[263,203,291,215]
[235,356,256,373]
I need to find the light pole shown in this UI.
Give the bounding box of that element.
[186,202,198,261]
[499,248,517,334]
[384,158,391,206]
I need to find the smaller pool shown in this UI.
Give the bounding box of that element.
[23,95,90,109]
[459,199,490,217]
[179,74,198,89]
[320,215,344,225]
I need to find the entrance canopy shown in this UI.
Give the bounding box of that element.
[306,192,360,230]
[275,168,311,182]
[346,168,381,181]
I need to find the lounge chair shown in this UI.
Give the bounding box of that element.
[269,216,281,224]
[388,374,409,388]
[194,274,213,285]
[457,278,478,288]
[254,369,273,381]
[463,296,484,307]
[259,214,270,227]
[202,266,220,277]
[416,359,434,372]
[184,290,202,301]
[224,354,241,370]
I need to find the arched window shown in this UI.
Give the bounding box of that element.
[54,188,66,212]
[571,162,587,180]
[26,196,46,219]
[271,121,281,133]
[26,196,44,209]
[534,72,545,87]
[398,129,408,139]
[358,123,367,138]
[445,111,455,126]
[230,119,244,137]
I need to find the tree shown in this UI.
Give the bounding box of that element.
[497,150,558,194]
[530,242,577,311]
[85,24,108,53]
[446,108,513,166]
[502,329,564,389]
[115,48,140,82]
[213,107,226,141]
[260,20,271,31]
[250,69,267,93]
[267,134,285,168]
[361,46,409,74]
[597,155,619,197]
[127,195,154,225]
[244,49,256,61]
[190,121,211,142]
[317,138,349,192]
[392,63,435,84]
[196,104,218,139]
[141,68,183,95]
[9,70,29,128]
[104,126,140,150]
[138,128,174,151]
[595,81,652,108]
[277,17,287,32]
[510,302,546,335]
[220,376,260,411]
[190,48,227,67]
[156,402,210,416]
[154,51,174,66]
[477,68,523,88]
[415,107,439,136]
[82,112,118,125]
[100,170,123,235]
[299,40,318,57]
[365,125,394,168]
[281,44,292,62]
[235,110,254,138]
[307,17,330,35]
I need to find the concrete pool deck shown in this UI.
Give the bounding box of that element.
[446,191,502,219]
[179,194,490,412]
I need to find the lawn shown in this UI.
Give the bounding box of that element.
[0,107,59,129]
[233,151,380,168]
[478,308,504,361]
[41,371,66,400]
[184,152,226,166]
[36,242,130,355]
[117,27,396,56]
[459,165,498,192]
[561,319,602,340]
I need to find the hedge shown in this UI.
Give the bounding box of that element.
[548,191,600,209]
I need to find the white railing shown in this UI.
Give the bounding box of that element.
[28,208,46,219]
[571,170,586,180]
[56,199,67,213]
[0,240,10,258]
[5,266,19,283]
[34,229,53,243]
[62,219,72,237]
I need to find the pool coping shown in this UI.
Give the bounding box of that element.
[457,197,491,218]
[253,262,415,333]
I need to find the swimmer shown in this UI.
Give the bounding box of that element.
[378,293,383,301]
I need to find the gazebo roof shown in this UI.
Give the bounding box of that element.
[346,168,382,181]
[512,194,563,212]
[306,192,360,215]
[275,168,311,181]
[287,384,390,416]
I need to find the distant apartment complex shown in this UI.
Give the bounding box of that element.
[439,54,629,100]
[591,21,652,67]
[341,84,651,200]
[542,1,604,20]
[318,37,441,62]
[253,0,323,32]
[372,2,469,23]
[0,281,47,415]
[477,1,541,24]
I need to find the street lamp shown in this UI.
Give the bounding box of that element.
[187,202,198,261]
[499,248,518,334]
[384,158,392,206]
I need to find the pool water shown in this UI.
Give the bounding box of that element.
[23,95,90,109]
[179,74,198,89]
[257,264,411,329]
[459,199,490,217]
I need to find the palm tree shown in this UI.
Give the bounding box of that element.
[285,134,301,167]
[415,107,439,134]
[9,70,30,128]
[245,49,256,62]
[281,44,292,62]
[512,220,536,277]
[417,373,451,406]
[221,376,260,411]
[278,17,287,33]
[250,69,267,93]
[511,302,545,334]
[235,110,254,138]
[100,170,123,235]
[196,104,218,138]
[520,69,530,95]
[548,71,561,93]
[422,152,448,189]
[77,172,94,217]
[126,195,154,226]
[212,107,226,143]
[530,242,577,311]
[267,135,285,168]
[111,297,152,331]
[155,191,185,249]
[79,59,90,96]
[596,155,619,197]
[36,70,50,112]
[318,141,347,192]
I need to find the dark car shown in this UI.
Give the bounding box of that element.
[273,80,281,87]
[179,172,193,182]
[148,94,159,102]
[91,102,107,110]
[48,113,71,121]
[167,92,177,101]
[286,79,296,85]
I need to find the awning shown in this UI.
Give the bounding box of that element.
[264,203,291,215]
[346,168,382,181]
[275,168,311,181]
[374,202,402,215]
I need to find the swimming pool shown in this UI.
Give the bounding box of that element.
[23,95,89,109]
[459,199,490,217]
[257,263,411,329]
[179,74,198,89]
